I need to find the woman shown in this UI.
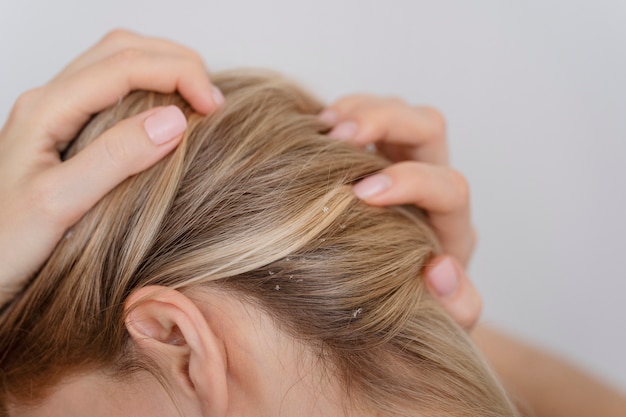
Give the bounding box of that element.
[2,31,623,417]
[0,30,477,322]
[0,68,519,416]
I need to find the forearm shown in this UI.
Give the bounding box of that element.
[473,324,626,417]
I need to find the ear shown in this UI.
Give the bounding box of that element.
[124,286,228,417]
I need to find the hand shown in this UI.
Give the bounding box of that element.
[319,96,480,329]
[0,29,224,303]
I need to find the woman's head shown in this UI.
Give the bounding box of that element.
[0,71,517,416]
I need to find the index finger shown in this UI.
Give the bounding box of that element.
[354,162,475,267]
[324,96,449,165]
[31,49,218,148]
[55,29,205,81]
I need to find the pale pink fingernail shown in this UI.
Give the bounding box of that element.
[427,258,459,298]
[318,109,338,124]
[328,121,358,140]
[144,106,187,145]
[212,86,225,107]
[353,174,392,199]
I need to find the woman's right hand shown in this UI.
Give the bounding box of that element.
[319,96,480,329]
[0,30,223,304]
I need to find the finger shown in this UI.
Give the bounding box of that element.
[56,29,205,80]
[353,162,468,211]
[352,162,474,265]
[319,94,372,123]
[35,105,187,229]
[424,255,482,330]
[33,49,221,148]
[52,30,222,114]
[322,96,448,165]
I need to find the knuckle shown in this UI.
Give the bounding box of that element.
[108,47,144,66]
[449,169,471,207]
[102,134,134,168]
[7,88,45,127]
[385,96,407,106]
[420,106,447,137]
[343,94,373,103]
[457,295,482,330]
[469,227,478,252]
[330,94,371,112]
[457,313,475,330]
[184,49,205,66]
[101,28,134,46]
[469,294,484,328]
[179,54,203,73]
[12,88,43,114]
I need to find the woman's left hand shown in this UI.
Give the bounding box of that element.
[320,96,481,329]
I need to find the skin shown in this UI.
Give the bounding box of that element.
[2,31,624,416]
[0,33,478,326]
[321,97,481,328]
[321,98,626,416]
[0,29,223,304]
[6,92,483,416]
[1,29,478,333]
[473,325,626,417]
[1,42,483,412]
[11,287,373,417]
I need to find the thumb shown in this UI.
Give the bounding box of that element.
[48,105,187,227]
[423,255,483,330]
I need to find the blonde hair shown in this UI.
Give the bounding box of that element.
[0,71,518,416]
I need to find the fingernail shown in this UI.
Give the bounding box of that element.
[318,109,338,124]
[212,86,225,107]
[353,174,392,199]
[427,258,458,298]
[328,121,358,140]
[144,106,188,145]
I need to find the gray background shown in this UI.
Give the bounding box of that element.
[1,0,624,390]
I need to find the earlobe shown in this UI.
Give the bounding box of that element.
[124,286,229,417]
